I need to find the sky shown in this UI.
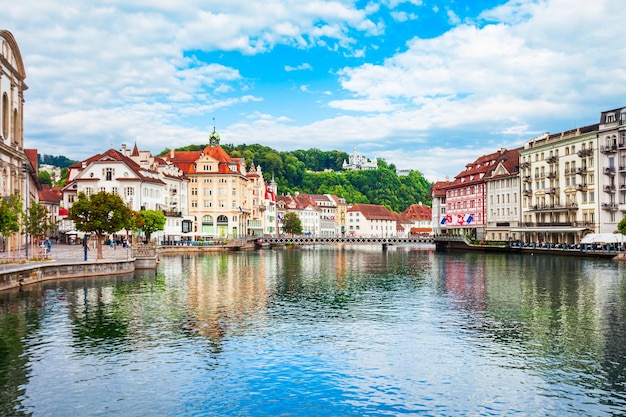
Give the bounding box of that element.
[4,0,626,181]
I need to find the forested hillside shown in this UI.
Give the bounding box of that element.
[159,144,432,212]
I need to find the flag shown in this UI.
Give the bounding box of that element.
[265,186,275,202]
[238,206,243,212]
[277,214,283,221]
[441,214,473,226]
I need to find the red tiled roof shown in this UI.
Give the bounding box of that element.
[348,203,396,220]
[402,203,432,221]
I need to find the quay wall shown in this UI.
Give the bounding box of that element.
[0,260,136,292]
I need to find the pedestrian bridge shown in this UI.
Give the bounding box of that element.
[256,236,434,248]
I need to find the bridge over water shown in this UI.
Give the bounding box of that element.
[257,236,435,249]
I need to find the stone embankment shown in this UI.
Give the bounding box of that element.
[0,242,156,292]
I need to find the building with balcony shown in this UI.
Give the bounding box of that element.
[517,124,599,244]
[598,107,626,232]
[163,129,266,238]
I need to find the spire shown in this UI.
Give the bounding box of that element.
[209,118,220,146]
[132,142,139,157]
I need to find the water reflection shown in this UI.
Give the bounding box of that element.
[0,247,624,416]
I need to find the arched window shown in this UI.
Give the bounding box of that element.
[2,93,8,139]
[201,215,214,234]
[12,108,18,144]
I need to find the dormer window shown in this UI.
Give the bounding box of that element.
[606,113,616,123]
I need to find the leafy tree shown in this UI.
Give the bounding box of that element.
[68,191,135,260]
[282,212,302,235]
[139,210,166,241]
[24,202,57,256]
[56,167,69,187]
[0,195,23,252]
[38,154,77,168]
[618,217,626,236]
[38,171,52,186]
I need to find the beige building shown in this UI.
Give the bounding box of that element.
[519,125,599,244]
[1,30,39,251]
[164,129,266,238]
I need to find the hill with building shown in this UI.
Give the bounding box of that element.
[157,144,432,213]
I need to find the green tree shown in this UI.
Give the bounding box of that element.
[38,171,52,186]
[282,212,302,235]
[24,202,57,257]
[56,167,69,187]
[0,195,23,252]
[618,217,626,236]
[139,210,166,241]
[68,191,135,260]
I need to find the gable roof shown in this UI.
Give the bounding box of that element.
[348,203,397,220]
[402,203,432,221]
[69,148,164,185]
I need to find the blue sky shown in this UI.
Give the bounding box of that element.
[5,0,626,181]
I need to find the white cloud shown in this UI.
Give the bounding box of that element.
[285,63,313,72]
[5,0,626,183]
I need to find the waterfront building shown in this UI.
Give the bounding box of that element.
[119,143,192,240]
[329,194,347,237]
[401,202,433,236]
[441,149,515,240]
[263,178,278,236]
[519,124,599,244]
[346,203,398,237]
[484,147,522,242]
[597,107,626,231]
[61,148,166,238]
[163,129,265,238]
[0,30,40,251]
[430,180,449,235]
[275,192,338,236]
[342,146,378,171]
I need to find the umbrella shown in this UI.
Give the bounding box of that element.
[580,233,626,244]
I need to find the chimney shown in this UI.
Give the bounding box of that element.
[170,149,175,159]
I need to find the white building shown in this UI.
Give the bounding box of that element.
[519,125,599,244]
[342,146,377,171]
[346,203,398,237]
[484,148,522,241]
[597,107,626,232]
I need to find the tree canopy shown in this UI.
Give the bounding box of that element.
[282,212,302,235]
[68,191,136,259]
[139,210,166,241]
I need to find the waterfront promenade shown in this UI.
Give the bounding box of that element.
[0,243,136,291]
[0,243,132,270]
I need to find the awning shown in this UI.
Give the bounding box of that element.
[581,233,626,244]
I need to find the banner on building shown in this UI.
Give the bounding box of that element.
[440,214,474,226]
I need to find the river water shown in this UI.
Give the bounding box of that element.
[0,245,625,416]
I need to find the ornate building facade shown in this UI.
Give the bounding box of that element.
[1,30,39,251]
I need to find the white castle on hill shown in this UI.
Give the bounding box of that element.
[342,146,378,171]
